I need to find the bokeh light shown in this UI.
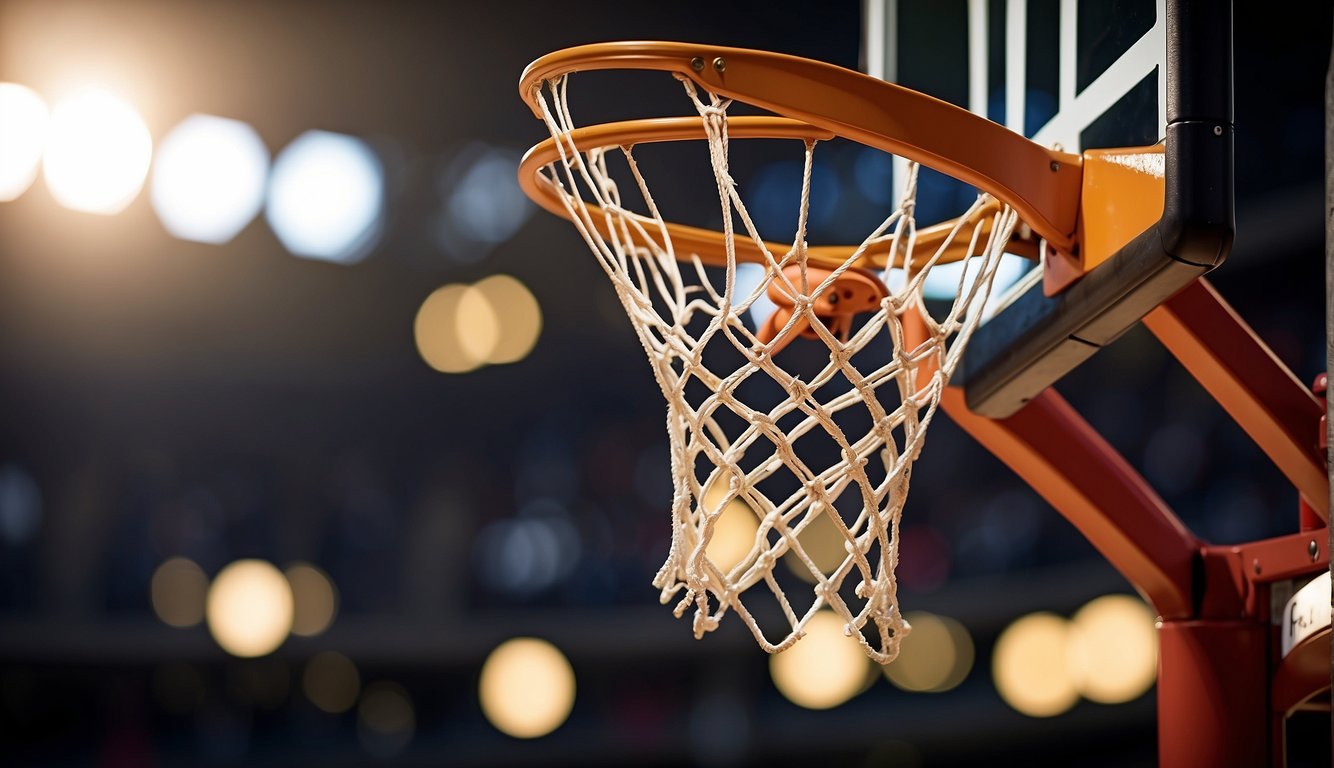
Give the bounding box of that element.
[357,681,415,757]
[0,463,43,546]
[152,114,269,244]
[732,262,781,330]
[457,283,501,364]
[993,612,1079,717]
[415,284,481,373]
[783,509,848,583]
[882,612,974,693]
[205,559,294,657]
[434,145,533,261]
[479,637,576,738]
[285,562,338,637]
[701,481,759,572]
[303,651,361,714]
[44,87,152,214]
[415,276,543,374]
[0,83,48,201]
[472,275,542,364]
[1066,594,1158,704]
[151,556,210,628]
[266,130,383,264]
[922,252,1032,307]
[475,505,580,597]
[769,610,870,709]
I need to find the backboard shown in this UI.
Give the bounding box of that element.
[864,0,1233,417]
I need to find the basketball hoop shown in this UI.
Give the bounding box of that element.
[518,42,1059,662]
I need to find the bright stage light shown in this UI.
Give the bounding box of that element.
[205,559,294,658]
[770,610,870,709]
[415,284,482,374]
[882,611,974,693]
[470,275,542,365]
[480,638,576,738]
[152,115,268,244]
[0,83,49,201]
[993,612,1079,717]
[1066,594,1158,704]
[44,87,152,214]
[266,130,383,264]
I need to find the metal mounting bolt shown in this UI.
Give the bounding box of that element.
[713,57,726,72]
[1212,124,1223,136]
[690,57,705,72]
[1049,160,1060,172]
[1309,540,1319,560]
[1252,559,1261,575]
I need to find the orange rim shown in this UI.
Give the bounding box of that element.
[520,41,1081,252]
[521,115,1037,271]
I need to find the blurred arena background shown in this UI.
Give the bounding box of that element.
[0,1,1328,765]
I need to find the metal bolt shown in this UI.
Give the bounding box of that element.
[1049,160,1060,172]
[1212,124,1223,136]
[713,57,726,72]
[1309,540,1319,560]
[1252,559,1262,575]
[690,57,705,72]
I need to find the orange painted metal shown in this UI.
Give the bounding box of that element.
[939,386,1198,618]
[1143,279,1329,521]
[519,42,1082,253]
[1043,145,1167,296]
[755,266,887,355]
[519,115,1039,271]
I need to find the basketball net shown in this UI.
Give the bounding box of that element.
[531,74,1017,663]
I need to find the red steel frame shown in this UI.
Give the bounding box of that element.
[942,277,1330,767]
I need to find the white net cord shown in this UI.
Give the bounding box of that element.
[531,73,1018,663]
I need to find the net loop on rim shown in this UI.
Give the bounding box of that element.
[530,71,1018,663]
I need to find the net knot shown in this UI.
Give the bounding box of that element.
[787,378,811,402]
[841,448,867,470]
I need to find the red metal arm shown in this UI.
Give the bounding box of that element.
[1142,278,1329,521]
[940,387,1199,618]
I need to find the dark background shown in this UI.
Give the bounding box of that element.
[0,1,1329,765]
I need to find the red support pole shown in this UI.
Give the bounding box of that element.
[1157,620,1270,767]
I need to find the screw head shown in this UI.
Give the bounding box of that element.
[690,57,705,72]
[1252,559,1262,575]
[1212,124,1223,136]
[1309,540,1319,559]
[713,57,727,72]
[1049,160,1060,172]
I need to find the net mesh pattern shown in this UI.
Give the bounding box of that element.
[531,74,1017,662]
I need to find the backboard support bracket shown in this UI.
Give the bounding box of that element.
[961,0,1234,418]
